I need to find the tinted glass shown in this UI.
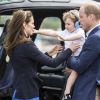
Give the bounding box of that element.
[0,0,24,4]
[0,15,12,36]
[35,17,61,52]
[30,0,70,2]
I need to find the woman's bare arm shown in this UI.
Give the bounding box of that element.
[34,29,58,37]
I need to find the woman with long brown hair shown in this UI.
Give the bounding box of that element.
[4,9,79,100]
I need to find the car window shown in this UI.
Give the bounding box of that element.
[0,0,24,4]
[30,0,70,2]
[34,17,61,52]
[71,0,100,5]
[0,15,12,37]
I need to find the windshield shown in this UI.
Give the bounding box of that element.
[0,0,24,4]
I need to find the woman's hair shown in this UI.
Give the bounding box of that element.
[81,3,100,21]
[4,9,33,55]
[62,10,79,24]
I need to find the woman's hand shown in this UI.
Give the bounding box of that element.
[58,34,65,41]
[33,29,39,33]
[47,45,64,56]
[68,42,80,53]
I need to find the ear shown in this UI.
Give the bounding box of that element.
[23,22,28,38]
[23,22,27,29]
[89,14,95,20]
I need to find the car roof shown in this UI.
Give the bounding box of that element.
[0,0,99,13]
[0,0,77,13]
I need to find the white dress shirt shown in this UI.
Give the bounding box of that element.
[58,28,85,56]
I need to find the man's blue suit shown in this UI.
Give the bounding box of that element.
[70,25,100,100]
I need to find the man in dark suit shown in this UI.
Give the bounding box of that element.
[69,3,100,100]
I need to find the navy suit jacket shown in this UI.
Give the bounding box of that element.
[10,41,72,99]
[70,25,100,100]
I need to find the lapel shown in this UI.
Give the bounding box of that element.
[79,25,100,57]
[88,25,100,38]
